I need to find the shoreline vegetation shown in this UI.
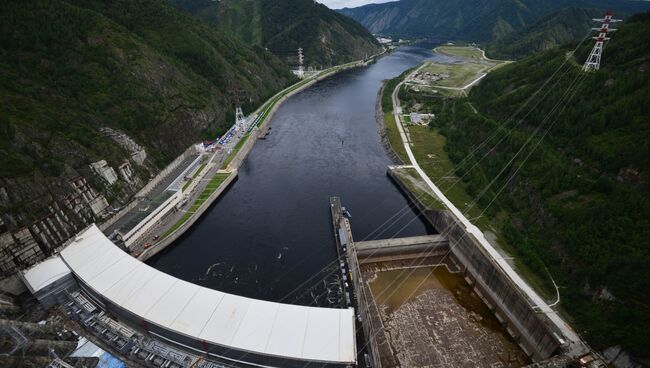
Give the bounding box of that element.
[145,49,388,256]
[381,27,650,359]
[380,45,561,301]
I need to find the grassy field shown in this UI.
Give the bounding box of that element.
[393,167,444,210]
[435,46,484,59]
[420,62,488,88]
[222,133,251,168]
[407,126,492,228]
[384,113,409,163]
[414,85,461,97]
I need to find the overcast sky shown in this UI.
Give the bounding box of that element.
[316,0,396,9]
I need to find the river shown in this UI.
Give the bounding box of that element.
[148,46,444,306]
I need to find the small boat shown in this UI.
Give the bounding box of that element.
[342,207,352,218]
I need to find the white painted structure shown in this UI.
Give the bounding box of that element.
[20,255,75,307]
[583,12,621,72]
[21,256,71,294]
[121,190,183,247]
[59,225,356,366]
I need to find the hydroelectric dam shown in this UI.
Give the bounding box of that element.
[18,45,592,368]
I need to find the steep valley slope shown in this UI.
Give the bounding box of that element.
[406,13,649,362]
[0,0,293,275]
[340,0,650,59]
[170,0,383,68]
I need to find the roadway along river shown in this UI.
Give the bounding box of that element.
[149,46,443,306]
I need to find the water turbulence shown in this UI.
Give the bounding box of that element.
[367,266,530,367]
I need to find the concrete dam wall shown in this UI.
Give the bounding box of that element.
[428,210,561,361]
[387,168,564,362]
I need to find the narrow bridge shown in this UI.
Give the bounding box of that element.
[355,234,449,263]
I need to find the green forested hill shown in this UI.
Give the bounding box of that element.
[169,0,383,68]
[425,12,650,359]
[0,0,292,235]
[486,7,603,59]
[340,0,650,56]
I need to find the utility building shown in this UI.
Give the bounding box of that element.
[42,225,358,367]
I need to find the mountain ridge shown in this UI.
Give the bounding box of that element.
[486,7,604,59]
[339,0,650,45]
[0,0,293,272]
[170,0,383,67]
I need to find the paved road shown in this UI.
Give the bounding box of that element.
[126,127,245,255]
[104,153,200,236]
[390,66,585,353]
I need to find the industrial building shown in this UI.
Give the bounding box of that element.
[23,225,357,368]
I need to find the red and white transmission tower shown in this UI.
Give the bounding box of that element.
[297,47,305,78]
[582,11,621,72]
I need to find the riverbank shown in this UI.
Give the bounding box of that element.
[380,47,590,361]
[381,54,566,306]
[376,82,405,165]
[138,49,389,261]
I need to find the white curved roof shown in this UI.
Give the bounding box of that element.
[21,255,71,293]
[60,225,356,364]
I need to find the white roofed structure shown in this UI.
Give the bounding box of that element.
[59,225,356,366]
[21,256,71,293]
[20,255,75,307]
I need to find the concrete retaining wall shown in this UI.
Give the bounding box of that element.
[98,199,139,232]
[99,145,200,232]
[429,211,560,361]
[123,190,183,248]
[139,170,238,261]
[136,145,200,198]
[387,166,561,361]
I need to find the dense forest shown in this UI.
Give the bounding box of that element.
[339,0,650,41]
[169,0,383,67]
[0,0,293,240]
[400,12,649,361]
[340,0,650,59]
[486,7,603,59]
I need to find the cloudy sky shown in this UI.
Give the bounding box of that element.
[316,0,396,9]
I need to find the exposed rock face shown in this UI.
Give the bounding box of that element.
[89,160,119,185]
[0,0,293,279]
[603,346,644,368]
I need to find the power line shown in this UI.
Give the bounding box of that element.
[583,11,621,71]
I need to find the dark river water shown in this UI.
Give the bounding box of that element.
[149,46,440,305]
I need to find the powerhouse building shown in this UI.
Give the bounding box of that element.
[25,225,357,367]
